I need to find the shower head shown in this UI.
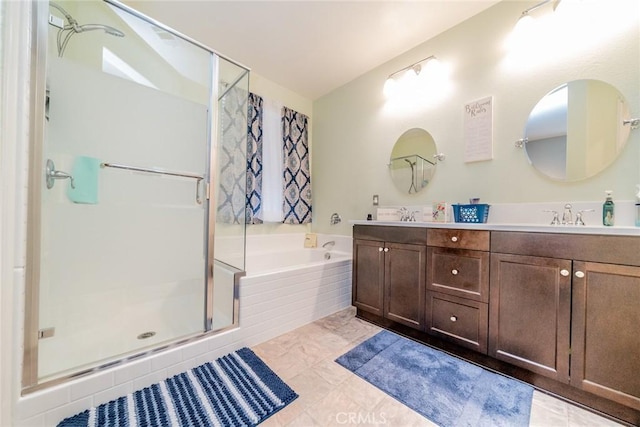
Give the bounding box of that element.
[49,2,125,57]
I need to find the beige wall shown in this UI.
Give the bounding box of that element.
[312,0,640,235]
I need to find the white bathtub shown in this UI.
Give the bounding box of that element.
[246,247,351,276]
[236,234,353,343]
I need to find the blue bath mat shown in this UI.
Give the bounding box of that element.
[336,330,533,427]
[57,348,297,427]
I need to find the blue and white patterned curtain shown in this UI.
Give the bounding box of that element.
[217,85,248,224]
[282,107,311,224]
[246,93,263,224]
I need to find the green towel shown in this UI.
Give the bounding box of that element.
[67,156,100,204]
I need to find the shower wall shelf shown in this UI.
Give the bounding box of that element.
[100,162,205,204]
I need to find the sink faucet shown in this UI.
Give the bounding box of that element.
[399,207,408,221]
[561,204,573,225]
[543,209,560,225]
[575,209,595,226]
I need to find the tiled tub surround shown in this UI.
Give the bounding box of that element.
[15,234,352,426]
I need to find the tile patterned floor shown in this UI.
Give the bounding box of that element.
[252,307,624,427]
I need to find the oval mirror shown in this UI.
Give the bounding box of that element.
[389,128,437,193]
[523,79,631,181]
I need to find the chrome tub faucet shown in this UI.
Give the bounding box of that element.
[322,241,335,249]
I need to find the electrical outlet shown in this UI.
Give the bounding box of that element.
[49,14,64,29]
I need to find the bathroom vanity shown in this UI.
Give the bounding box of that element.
[352,222,640,425]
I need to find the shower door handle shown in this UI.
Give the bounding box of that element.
[45,159,75,189]
[195,178,209,204]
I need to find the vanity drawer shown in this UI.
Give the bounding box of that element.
[354,225,427,245]
[426,291,488,354]
[427,247,489,302]
[427,229,490,251]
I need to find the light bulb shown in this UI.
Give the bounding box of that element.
[421,58,442,80]
[398,68,418,88]
[506,12,535,50]
[383,77,397,98]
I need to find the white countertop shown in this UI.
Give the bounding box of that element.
[351,220,640,236]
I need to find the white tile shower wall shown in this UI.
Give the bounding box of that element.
[13,241,352,426]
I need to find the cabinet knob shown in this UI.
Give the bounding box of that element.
[575,271,585,278]
[451,269,459,275]
[384,247,389,252]
[451,236,458,242]
[378,247,383,252]
[450,316,457,322]
[560,269,569,277]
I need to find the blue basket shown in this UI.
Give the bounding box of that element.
[452,204,490,223]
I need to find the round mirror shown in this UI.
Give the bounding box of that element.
[523,79,631,181]
[389,128,437,193]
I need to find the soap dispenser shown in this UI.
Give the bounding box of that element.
[602,190,614,226]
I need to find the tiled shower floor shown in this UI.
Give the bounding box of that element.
[252,307,623,427]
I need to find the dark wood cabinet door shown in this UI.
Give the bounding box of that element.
[489,253,571,382]
[571,261,640,410]
[352,239,385,315]
[384,242,426,330]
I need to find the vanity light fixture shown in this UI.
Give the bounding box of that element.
[506,0,563,53]
[383,55,439,98]
[517,0,562,23]
[386,55,438,81]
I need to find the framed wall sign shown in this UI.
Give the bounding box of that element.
[464,96,493,162]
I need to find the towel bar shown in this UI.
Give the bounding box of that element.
[101,162,205,204]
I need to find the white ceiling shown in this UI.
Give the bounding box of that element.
[123,1,500,100]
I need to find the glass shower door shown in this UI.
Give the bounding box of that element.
[37,0,213,381]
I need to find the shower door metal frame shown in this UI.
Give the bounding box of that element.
[23,0,50,392]
[22,0,249,394]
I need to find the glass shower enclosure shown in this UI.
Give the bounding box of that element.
[23,0,249,390]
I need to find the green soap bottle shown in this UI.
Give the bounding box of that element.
[602,190,614,226]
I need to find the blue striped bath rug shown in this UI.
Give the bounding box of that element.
[57,348,298,427]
